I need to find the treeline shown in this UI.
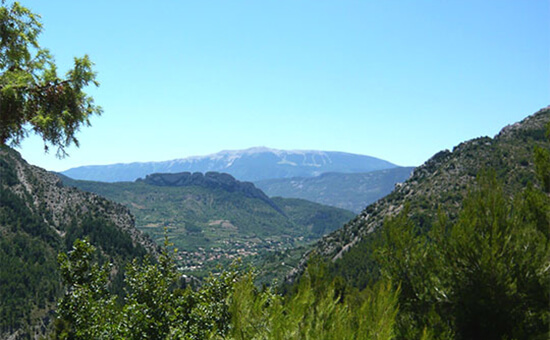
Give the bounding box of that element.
[375,173,549,339]
[51,238,400,340]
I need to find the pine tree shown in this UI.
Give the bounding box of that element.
[0,0,101,156]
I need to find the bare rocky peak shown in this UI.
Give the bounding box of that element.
[497,106,550,138]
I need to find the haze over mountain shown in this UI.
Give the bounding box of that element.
[61,147,400,182]
[256,167,415,213]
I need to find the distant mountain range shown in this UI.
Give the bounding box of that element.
[255,168,415,213]
[61,147,400,182]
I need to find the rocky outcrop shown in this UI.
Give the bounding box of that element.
[139,171,286,215]
[1,146,158,254]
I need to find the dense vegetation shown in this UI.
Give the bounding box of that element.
[2,2,549,338]
[0,185,60,335]
[52,237,401,340]
[313,108,550,274]
[0,146,152,339]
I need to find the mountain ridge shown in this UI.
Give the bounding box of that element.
[289,106,550,284]
[61,147,400,182]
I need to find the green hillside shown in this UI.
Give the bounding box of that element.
[255,167,414,213]
[60,174,355,277]
[0,147,156,339]
[301,107,550,289]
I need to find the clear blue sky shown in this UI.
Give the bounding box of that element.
[16,0,550,171]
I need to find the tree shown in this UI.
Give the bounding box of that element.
[377,172,550,340]
[0,0,101,157]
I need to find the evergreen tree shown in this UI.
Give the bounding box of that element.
[0,0,101,156]
[377,172,549,340]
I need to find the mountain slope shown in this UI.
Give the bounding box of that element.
[59,173,355,276]
[255,167,414,213]
[61,147,399,182]
[0,147,157,339]
[293,106,550,286]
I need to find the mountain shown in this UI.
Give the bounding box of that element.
[293,106,550,288]
[61,147,399,182]
[0,146,157,339]
[255,167,415,213]
[59,172,356,277]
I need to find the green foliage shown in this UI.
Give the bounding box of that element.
[0,185,61,334]
[54,238,238,339]
[52,119,550,339]
[64,214,147,260]
[377,172,550,340]
[533,121,550,193]
[55,239,119,339]
[0,0,101,156]
[54,238,402,339]
[0,231,60,334]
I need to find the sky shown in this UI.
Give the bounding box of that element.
[15,0,550,172]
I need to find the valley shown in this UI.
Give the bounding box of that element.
[2,107,549,339]
[59,172,356,277]
[1,1,548,338]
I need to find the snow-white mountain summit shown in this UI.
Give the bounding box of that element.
[61,147,399,182]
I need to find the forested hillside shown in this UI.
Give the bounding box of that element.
[3,1,547,339]
[0,147,157,339]
[309,107,550,267]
